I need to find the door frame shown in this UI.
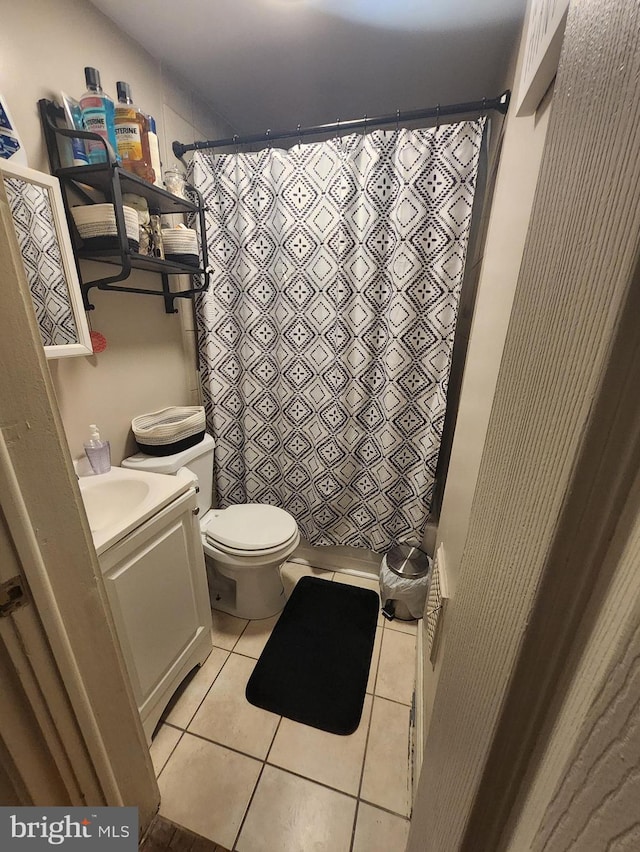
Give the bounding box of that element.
[0,176,158,825]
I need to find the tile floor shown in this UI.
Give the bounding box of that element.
[150,563,416,852]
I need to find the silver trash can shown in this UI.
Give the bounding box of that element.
[379,543,431,621]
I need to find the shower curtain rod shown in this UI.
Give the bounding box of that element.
[172,90,510,159]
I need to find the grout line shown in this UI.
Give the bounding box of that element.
[355,695,413,821]
[171,726,269,764]
[231,759,269,852]
[232,649,263,662]
[164,648,233,730]
[381,619,419,633]
[349,800,361,852]
[211,641,240,653]
[229,731,281,848]
[261,762,359,802]
[363,697,413,820]
[368,626,384,696]
[255,759,411,819]
[263,714,284,764]
[357,796,412,821]
[229,620,283,852]
[371,692,414,709]
[211,613,251,653]
[356,695,376,803]
[372,632,417,708]
[385,622,420,636]
[350,692,377,852]
[153,728,184,780]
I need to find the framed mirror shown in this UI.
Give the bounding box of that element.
[0,160,92,359]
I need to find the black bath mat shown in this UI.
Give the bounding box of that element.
[245,576,379,735]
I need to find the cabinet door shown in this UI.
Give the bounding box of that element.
[100,489,210,707]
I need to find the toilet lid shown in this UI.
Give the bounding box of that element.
[203,504,298,552]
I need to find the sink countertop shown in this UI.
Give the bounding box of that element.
[78,466,193,555]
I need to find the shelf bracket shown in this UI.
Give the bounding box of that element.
[162,273,178,314]
[161,269,211,314]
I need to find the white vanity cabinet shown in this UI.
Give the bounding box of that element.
[98,485,212,742]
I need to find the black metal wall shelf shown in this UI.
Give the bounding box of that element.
[55,164,199,215]
[38,98,210,314]
[77,249,205,276]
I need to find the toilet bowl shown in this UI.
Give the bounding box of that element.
[122,434,299,619]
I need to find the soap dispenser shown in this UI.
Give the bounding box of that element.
[84,424,111,474]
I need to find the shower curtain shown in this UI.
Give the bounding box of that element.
[191,120,484,551]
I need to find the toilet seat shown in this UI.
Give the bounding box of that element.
[203,529,299,558]
[202,504,298,557]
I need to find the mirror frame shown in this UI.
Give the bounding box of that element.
[0,160,92,359]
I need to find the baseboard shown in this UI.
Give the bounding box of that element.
[289,539,381,577]
[412,620,425,808]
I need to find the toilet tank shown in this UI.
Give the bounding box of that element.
[121,433,215,515]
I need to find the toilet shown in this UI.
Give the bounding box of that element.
[122,434,300,619]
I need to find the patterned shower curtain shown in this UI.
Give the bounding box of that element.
[191,121,484,551]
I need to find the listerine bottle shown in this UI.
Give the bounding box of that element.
[79,67,118,164]
[114,81,155,183]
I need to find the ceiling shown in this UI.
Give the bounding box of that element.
[90,0,526,138]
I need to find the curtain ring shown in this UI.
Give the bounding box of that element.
[363,113,368,137]
[297,123,302,150]
[396,109,400,134]
[481,97,487,119]
[436,104,440,130]
[265,128,272,150]
[233,134,239,155]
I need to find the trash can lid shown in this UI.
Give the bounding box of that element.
[386,543,430,578]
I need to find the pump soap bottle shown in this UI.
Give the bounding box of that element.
[84,425,111,474]
[79,67,118,164]
[114,82,155,183]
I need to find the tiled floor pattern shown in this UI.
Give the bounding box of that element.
[151,564,416,852]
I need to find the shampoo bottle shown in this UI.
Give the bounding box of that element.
[84,424,111,474]
[79,67,118,164]
[146,115,163,187]
[114,82,155,183]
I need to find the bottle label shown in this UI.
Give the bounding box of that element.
[81,99,110,162]
[83,109,107,141]
[115,122,143,161]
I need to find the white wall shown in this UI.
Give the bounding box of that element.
[0,0,235,463]
[418,11,553,749]
[437,94,552,599]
